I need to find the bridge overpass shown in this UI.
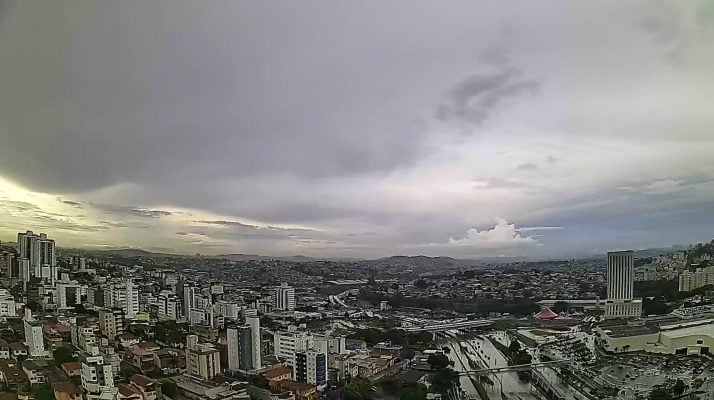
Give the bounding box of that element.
[456,360,569,376]
[401,319,493,332]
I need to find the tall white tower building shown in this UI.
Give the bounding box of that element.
[23,309,46,357]
[605,250,642,319]
[17,231,56,283]
[274,282,296,311]
[246,315,261,369]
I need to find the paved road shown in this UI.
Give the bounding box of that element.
[444,338,480,399]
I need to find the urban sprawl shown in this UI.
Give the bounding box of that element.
[1,230,714,400]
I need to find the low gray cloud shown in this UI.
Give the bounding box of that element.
[0,1,713,258]
[438,67,538,125]
[92,204,173,218]
[515,162,538,171]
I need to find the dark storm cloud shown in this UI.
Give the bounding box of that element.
[91,204,173,218]
[57,199,82,207]
[0,200,106,232]
[0,0,439,194]
[515,162,538,171]
[1,1,713,258]
[189,219,324,241]
[438,67,538,125]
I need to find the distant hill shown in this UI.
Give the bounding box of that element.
[366,255,480,269]
[213,253,361,262]
[60,247,180,258]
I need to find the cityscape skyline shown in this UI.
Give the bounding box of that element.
[1,1,714,259]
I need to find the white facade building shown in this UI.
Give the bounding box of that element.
[185,335,221,380]
[56,280,83,309]
[80,346,115,398]
[17,231,57,283]
[110,279,139,319]
[23,309,46,357]
[0,289,16,317]
[295,350,327,390]
[98,308,124,341]
[274,329,312,367]
[247,316,261,369]
[274,282,296,311]
[226,327,241,372]
[605,250,642,319]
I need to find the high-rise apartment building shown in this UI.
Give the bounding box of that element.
[98,308,125,342]
[227,327,241,372]
[23,309,45,357]
[110,279,139,319]
[80,346,116,398]
[605,250,642,319]
[56,280,82,309]
[678,266,714,292]
[17,231,56,283]
[0,252,15,277]
[226,316,261,372]
[274,329,312,367]
[156,290,180,320]
[247,316,261,369]
[274,282,296,311]
[185,335,220,380]
[295,350,327,390]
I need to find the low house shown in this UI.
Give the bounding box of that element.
[0,359,27,389]
[61,362,82,378]
[131,347,156,372]
[8,342,27,361]
[269,380,318,400]
[129,374,157,400]
[153,348,185,375]
[262,366,292,382]
[53,382,82,400]
[0,339,10,359]
[22,359,49,385]
[118,384,143,400]
[118,334,140,349]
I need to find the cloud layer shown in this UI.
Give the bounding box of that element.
[1,0,713,258]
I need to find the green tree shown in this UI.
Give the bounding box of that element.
[251,374,270,390]
[552,301,569,314]
[34,385,53,400]
[648,388,669,400]
[53,346,74,364]
[380,376,402,396]
[342,378,370,400]
[401,384,427,400]
[161,380,178,399]
[673,379,686,396]
[429,368,459,394]
[427,353,450,370]
[508,340,521,354]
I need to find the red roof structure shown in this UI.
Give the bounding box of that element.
[534,307,558,320]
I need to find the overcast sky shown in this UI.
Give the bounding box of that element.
[1,0,713,259]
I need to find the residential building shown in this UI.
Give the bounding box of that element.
[274,283,296,311]
[129,374,157,400]
[56,280,82,309]
[111,279,140,319]
[295,350,327,390]
[185,335,220,380]
[23,309,45,357]
[0,289,16,317]
[0,339,9,359]
[80,346,115,398]
[99,308,125,342]
[274,330,312,368]
[53,382,82,400]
